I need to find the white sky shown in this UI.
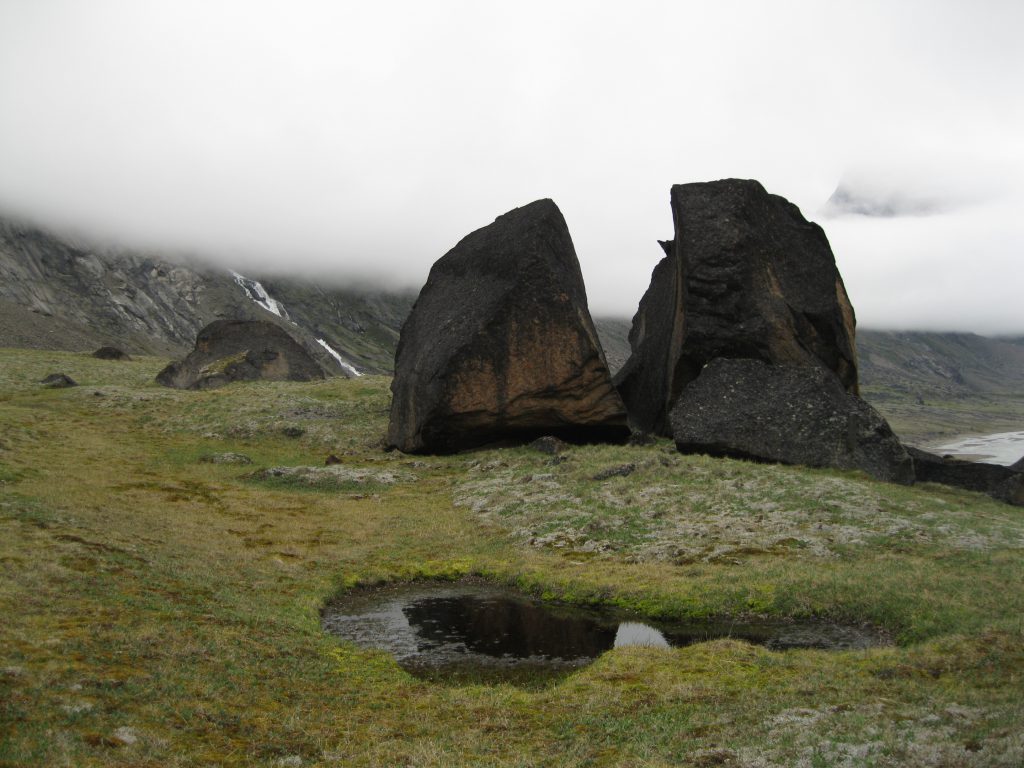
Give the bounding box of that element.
[1,0,1022,332]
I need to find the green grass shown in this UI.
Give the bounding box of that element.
[1,347,1023,766]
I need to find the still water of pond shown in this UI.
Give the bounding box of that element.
[322,581,890,684]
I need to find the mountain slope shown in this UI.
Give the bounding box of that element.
[856,330,1024,398]
[0,216,414,374]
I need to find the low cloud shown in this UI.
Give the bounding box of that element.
[0,1,1021,333]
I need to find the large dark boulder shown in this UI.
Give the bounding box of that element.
[671,359,913,484]
[156,319,324,390]
[907,447,1023,506]
[387,199,628,454]
[616,179,858,434]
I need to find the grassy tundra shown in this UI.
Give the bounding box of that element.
[1,348,1022,767]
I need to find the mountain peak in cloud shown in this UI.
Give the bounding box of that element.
[821,181,948,218]
[819,154,1012,220]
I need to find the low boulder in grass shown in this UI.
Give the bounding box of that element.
[40,373,77,388]
[92,346,131,361]
[907,447,1024,506]
[156,319,324,390]
[671,359,914,484]
[249,465,416,488]
[198,452,253,465]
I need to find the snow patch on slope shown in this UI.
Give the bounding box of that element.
[231,271,289,319]
[316,338,362,377]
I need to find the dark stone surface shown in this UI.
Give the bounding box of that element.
[1010,455,1024,473]
[613,247,684,436]
[616,179,858,434]
[671,359,913,484]
[92,346,131,361]
[907,447,1023,506]
[996,474,1024,506]
[155,319,324,390]
[387,199,628,454]
[40,373,77,388]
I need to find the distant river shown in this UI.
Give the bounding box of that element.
[931,431,1024,466]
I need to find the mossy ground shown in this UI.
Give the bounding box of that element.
[1,348,1022,767]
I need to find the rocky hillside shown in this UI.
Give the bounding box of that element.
[0,216,414,374]
[855,331,1024,399]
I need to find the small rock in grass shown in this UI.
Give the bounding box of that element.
[690,747,737,766]
[62,701,93,714]
[281,426,305,438]
[199,453,253,465]
[592,463,637,481]
[40,373,77,388]
[250,465,415,487]
[530,436,570,456]
[110,726,138,746]
[325,454,342,465]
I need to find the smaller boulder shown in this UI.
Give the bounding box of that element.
[40,373,77,388]
[907,447,1023,506]
[156,320,324,390]
[671,359,913,484]
[92,346,131,361]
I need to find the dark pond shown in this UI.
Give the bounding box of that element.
[322,580,890,685]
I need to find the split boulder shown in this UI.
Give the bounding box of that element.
[156,319,324,390]
[616,179,858,435]
[387,199,628,453]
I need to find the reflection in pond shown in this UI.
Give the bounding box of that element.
[322,581,890,685]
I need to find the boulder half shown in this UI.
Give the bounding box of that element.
[616,179,858,435]
[387,199,627,453]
